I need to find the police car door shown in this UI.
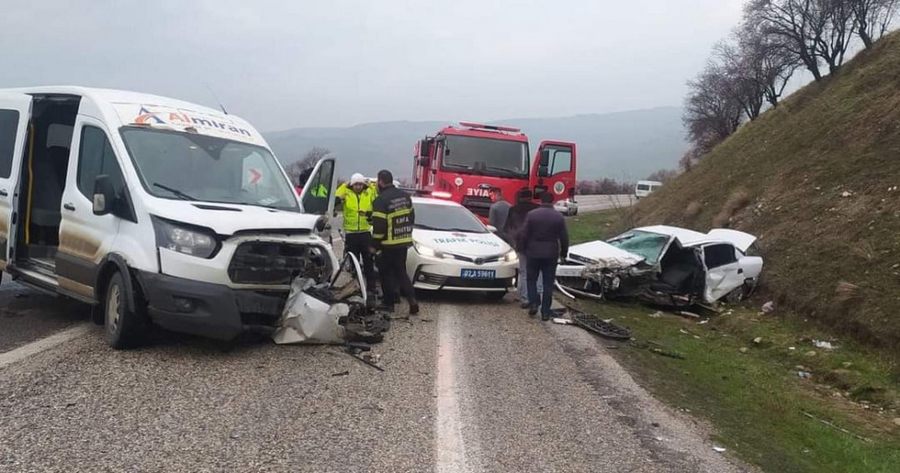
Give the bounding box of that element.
[0,93,32,271]
[298,157,337,241]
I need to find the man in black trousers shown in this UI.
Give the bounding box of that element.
[519,192,569,320]
[370,170,419,315]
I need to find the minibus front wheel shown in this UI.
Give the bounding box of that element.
[104,272,147,349]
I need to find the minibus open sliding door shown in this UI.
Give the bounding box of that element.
[0,93,33,271]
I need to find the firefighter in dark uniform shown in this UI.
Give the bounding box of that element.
[370,170,419,314]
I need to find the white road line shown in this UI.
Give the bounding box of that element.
[0,323,92,370]
[435,304,473,473]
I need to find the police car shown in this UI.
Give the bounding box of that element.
[406,197,517,298]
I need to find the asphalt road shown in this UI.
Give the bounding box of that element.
[0,281,750,472]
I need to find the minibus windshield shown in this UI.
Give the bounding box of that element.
[120,127,299,211]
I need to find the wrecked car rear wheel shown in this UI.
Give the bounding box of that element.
[724,287,744,304]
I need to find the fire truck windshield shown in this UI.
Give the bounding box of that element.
[442,135,529,178]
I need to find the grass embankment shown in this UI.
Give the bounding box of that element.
[568,211,900,473]
[629,31,900,351]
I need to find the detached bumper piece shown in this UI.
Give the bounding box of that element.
[274,253,389,345]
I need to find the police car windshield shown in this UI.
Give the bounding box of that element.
[442,135,529,178]
[414,203,487,234]
[120,127,299,211]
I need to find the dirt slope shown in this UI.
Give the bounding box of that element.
[632,32,900,351]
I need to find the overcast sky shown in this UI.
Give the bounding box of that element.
[0,0,744,131]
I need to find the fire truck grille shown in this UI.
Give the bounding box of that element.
[461,196,492,217]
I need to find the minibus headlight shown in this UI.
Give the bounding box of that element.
[152,217,218,259]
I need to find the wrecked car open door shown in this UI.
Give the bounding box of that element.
[702,243,746,302]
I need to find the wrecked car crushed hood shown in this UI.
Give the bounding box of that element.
[567,240,645,269]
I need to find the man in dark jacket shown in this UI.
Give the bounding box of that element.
[519,192,569,320]
[370,170,419,315]
[504,189,540,307]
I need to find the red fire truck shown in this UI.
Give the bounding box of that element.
[412,122,577,220]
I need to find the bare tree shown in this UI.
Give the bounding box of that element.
[748,0,858,79]
[738,22,799,107]
[851,0,899,47]
[683,62,745,154]
[286,147,330,185]
[715,40,767,120]
[812,0,856,74]
[747,0,825,80]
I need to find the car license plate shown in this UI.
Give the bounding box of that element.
[461,269,496,279]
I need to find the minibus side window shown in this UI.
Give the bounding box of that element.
[77,126,126,200]
[0,110,19,178]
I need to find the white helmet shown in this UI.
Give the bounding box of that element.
[349,173,366,185]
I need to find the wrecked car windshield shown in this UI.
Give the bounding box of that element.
[607,230,670,265]
[414,202,487,234]
[120,127,299,210]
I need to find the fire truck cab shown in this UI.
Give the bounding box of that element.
[412,122,576,220]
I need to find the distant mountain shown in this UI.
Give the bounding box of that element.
[264,107,688,181]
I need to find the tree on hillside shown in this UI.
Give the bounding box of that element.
[286,147,330,185]
[746,0,826,80]
[747,0,857,78]
[683,62,744,154]
[813,0,856,74]
[715,39,771,120]
[851,0,899,48]
[737,21,799,108]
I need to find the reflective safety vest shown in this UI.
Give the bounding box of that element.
[335,183,377,233]
[311,184,328,197]
[371,186,415,247]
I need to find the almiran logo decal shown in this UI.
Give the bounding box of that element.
[553,181,565,195]
[133,106,253,138]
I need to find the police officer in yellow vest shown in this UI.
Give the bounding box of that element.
[370,170,418,314]
[336,173,377,288]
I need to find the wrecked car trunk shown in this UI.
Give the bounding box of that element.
[557,226,762,307]
[273,253,389,345]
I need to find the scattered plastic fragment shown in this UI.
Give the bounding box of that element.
[761,301,776,314]
[713,446,727,453]
[813,340,836,350]
[552,317,574,325]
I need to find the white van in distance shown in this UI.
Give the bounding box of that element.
[635,180,663,199]
[0,87,338,348]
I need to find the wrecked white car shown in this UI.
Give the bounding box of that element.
[556,225,762,307]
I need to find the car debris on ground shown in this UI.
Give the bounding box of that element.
[557,225,763,308]
[273,254,390,346]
